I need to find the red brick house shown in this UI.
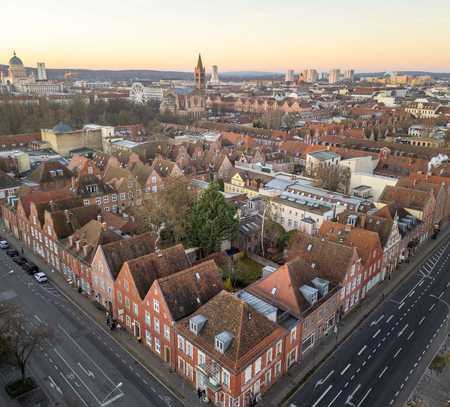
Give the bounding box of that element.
[176,290,287,407]
[287,233,362,315]
[319,221,384,296]
[29,161,73,191]
[246,258,340,364]
[90,233,155,313]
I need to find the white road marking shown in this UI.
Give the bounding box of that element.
[394,348,402,359]
[419,316,426,325]
[59,372,89,407]
[378,367,388,378]
[372,329,381,339]
[77,362,95,378]
[429,304,435,311]
[327,390,342,407]
[357,388,372,407]
[370,315,384,326]
[386,315,394,323]
[398,302,405,310]
[312,385,333,407]
[346,383,361,405]
[315,370,334,388]
[341,364,351,375]
[48,375,62,394]
[398,324,408,337]
[407,331,415,340]
[358,345,367,356]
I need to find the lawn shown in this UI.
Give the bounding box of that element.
[233,256,263,288]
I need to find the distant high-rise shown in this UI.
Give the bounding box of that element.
[329,69,341,84]
[210,65,220,84]
[343,69,354,81]
[285,69,295,82]
[194,53,206,91]
[37,62,47,81]
[303,69,319,83]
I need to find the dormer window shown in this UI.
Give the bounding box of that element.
[189,314,207,335]
[215,338,225,353]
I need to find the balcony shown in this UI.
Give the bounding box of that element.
[197,363,222,392]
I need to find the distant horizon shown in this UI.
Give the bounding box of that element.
[2,0,449,73]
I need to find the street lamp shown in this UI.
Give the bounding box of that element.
[101,382,123,405]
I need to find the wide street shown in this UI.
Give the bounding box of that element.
[288,237,450,407]
[0,245,183,407]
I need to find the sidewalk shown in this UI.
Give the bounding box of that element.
[0,224,201,407]
[260,225,450,407]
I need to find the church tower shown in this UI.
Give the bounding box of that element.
[194,53,206,91]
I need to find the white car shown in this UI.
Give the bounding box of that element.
[0,240,9,249]
[34,272,48,283]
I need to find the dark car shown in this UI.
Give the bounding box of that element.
[12,256,27,266]
[6,249,19,257]
[22,263,39,275]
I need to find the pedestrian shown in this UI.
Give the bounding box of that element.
[21,247,24,255]
[197,388,202,399]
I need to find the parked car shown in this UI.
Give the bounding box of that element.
[6,249,19,257]
[34,272,48,283]
[0,240,9,249]
[22,263,39,275]
[12,256,27,266]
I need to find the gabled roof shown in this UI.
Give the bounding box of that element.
[286,232,357,284]
[379,185,433,211]
[150,157,179,178]
[100,233,155,279]
[157,260,223,321]
[123,244,190,299]
[0,169,20,189]
[318,221,382,265]
[34,197,84,226]
[177,291,284,371]
[30,161,73,184]
[17,188,75,217]
[48,205,101,239]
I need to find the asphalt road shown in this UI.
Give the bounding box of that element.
[0,246,183,407]
[288,237,450,407]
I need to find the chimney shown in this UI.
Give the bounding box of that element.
[82,243,90,257]
[360,213,367,228]
[101,222,107,231]
[75,239,81,251]
[68,235,74,246]
[71,176,76,191]
[97,214,102,223]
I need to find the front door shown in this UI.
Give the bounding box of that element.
[134,320,140,338]
[164,346,171,364]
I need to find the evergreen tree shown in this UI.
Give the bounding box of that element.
[187,182,238,256]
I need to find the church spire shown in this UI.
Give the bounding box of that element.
[197,53,204,70]
[194,53,206,91]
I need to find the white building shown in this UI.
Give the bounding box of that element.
[285,70,295,82]
[303,69,319,83]
[210,65,220,84]
[306,150,341,174]
[343,69,354,81]
[129,82,164,103]
[328,69,341,84]
[37,63,47,81]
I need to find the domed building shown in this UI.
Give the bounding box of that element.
[7,51,27,84]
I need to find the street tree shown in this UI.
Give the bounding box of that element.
[187,181,238,256]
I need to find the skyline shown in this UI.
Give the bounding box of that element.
[2,0,450,73]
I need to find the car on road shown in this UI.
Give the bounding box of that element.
[22,262,39,275]
[34,272,48,283]
[6,249,18,257]
[12,256,27,266]
[0,240,9,249]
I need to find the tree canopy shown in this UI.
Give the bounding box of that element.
[187,181,238,256]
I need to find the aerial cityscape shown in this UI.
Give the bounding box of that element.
[0,2,449,407]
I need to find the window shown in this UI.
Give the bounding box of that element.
[302,334,315,353]
[145,311,151,327]
[120,193,126,200]
[244,365,252,383]
[266,348,273,364]
[287,348,297,368]
[185,363,193,380]
[198,351,206,366]
[215,338,224,353]
[255,357,261,374]
[124,280,129,291]
[186,341,193,358]
[151,176,157,184]
[290,327,297,344]
[133,303,139,317]
[154,318,160,333]
[164,325,170,340]
[117,291,123,304]
[276,340,282,356]
[145,330,152,347]
[177,335,185,352]
[125,296,130,310]
[275,361,282,378]
[178,356,185,373]
[222,369,230,389]
[103,195,109,203]
[154,338,160,353]
[153,299,159,312]
[83,199,90,206]
[96,197,102,205]
[112,194,117,202]
[265,369,271,386]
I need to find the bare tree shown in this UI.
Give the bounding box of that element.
[314,165,351,193]
[0,305,48,382]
